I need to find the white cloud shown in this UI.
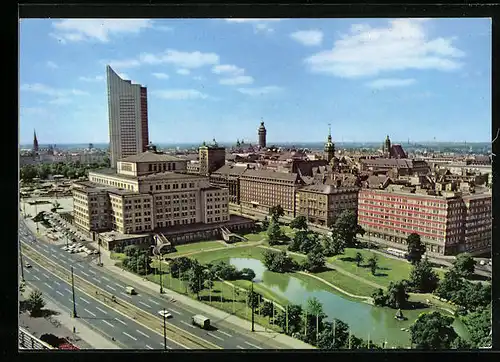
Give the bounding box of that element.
[106,59,141,69]
[212,64,245,76]
[79,75,104,82]
[20,83,89,99]
[176,69,191,75]
[193,76,205,81]
[51,19,153,43]
[152,72,170,79]
[290,30,323,46]
[48,98,72,105]
[304,19,465,78]
[219,76,254,85]
[139,49,220,68]
[365,78,416,89]
[152,89,209,100]
[224,18,281,34]
[237,86,282,96]
[46,61,58,69]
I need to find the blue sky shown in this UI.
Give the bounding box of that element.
[20,18,491,145]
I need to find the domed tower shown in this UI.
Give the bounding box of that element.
[324,124,335,163]
[258,118,267,149]
[384,135,392,158]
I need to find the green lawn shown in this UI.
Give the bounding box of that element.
[110,252,127,261]
[166,240,227,257]
[313,269,378,297]
[242,231,267,242]
[262,241,289,252]
[190,246,267,264]
[146,272,283,332]
[327,248,446,289]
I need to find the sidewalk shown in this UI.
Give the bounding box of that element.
[93,244,314,349]
[20,284,120,349]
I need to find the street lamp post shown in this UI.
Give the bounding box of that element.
[71,266,77,318]
[232,285,235,314]
[162,308,167,350]
[159,255,164,294]
[251,280,255,332]
[19,243,25,283]
[285,304,289,334]
[97,240,102,266]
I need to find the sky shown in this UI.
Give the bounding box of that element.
[19,18,491,145]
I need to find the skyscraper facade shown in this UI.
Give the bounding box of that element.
[106,65,149,168]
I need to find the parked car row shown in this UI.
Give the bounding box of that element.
[45,212,87,245]
[61,243,98,255]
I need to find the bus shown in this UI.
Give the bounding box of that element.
[386,248,408,259]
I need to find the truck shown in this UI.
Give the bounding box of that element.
[125,286,136,295]
[192,315,210,329]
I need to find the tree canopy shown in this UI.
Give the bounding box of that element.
[406,233,426,265]
[330,210,365,248]
[290,215,308,230]
[408,259,440,293]
[409,311,458,349]
[452,253,476,279]
[269,205,285,222]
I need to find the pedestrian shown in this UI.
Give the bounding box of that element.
[73,326,76,333]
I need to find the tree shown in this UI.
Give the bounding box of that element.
[406,233,426,265]
[322,234,344,256]
[451,336,473,349]
[290,215,308,230]
[330,210,364,248]
[303,246,326,272]
[240,268,256,281]
[20,165,37,182]
[269,205,285,223]
[461,304,491,348]
[169,257,193,278]
[366,254,378,275]
[435,269,465,301]
[452,253,476,279]
[262,250,278,270]
[354,252,363,267]
[410,311,458,349]
[408,259,440,293]
[371,288,388,307]
[299,232,321,255]
[186,261,205,299]
[317,319,350,349]
[275,304,303,335]
[386,280,409,309]
[247,290,261,309]
[28,289,45,317]
[267,218,283,246]
[260,301,274,317]
[289,230,307,252]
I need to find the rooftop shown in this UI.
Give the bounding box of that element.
[90,168,206,181]
[120,151,184,163]
[212,164,248,176]
[300,183,359,194]
[241,168,301,182]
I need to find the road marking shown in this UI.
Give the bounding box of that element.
[102,320,114,328]
[236,345,245,349]
[92,277,101,283]
[43,282,53,290]
[148,299,159,305]
[169,308,181,315]
[88,270,96,275]
[120,292,132,299]
[33,275,40,280]
[207,332,224,342]
[139,301,152,308]
[180,320,196,329]
[244,341,262,349]
[65,288,71,294]
[56,291,64,297]
[115,283,125,289]
[101,276,110,282]
[84,308,96,317]
[76,264,84,269]
[123,332,137,341]
[53,255,60,260]
[54,281,61,286]
[43,273,50,279]
[114,317,127,326]
[68,298,78,306]
[218,330,233,338]
[145,344,154,350]
[106,285,116,291]
[136,330,150,339]
[95,306,108,315]
[33,267,39,271]
[60,259,68,265]
[80,271,89,277]
[80,297,90,304]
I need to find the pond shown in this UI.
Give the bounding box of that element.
[227,257,469,348]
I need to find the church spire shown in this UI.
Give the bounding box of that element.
[33,129,39,153]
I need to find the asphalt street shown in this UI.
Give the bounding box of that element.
[21,255,185,350]
[19,219,270,350]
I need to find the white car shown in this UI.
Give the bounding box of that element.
[61,246,68,250]
[158,310,173,318]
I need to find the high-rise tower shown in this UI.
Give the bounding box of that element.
[33,129,39,153]
[258,119,267,149]
[106,65,149,168]
[324,124,335,163]
[383,135,391,158]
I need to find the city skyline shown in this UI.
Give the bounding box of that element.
[20,18,491,145]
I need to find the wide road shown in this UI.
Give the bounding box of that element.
[21,256,185,350]
[19,219,281,350]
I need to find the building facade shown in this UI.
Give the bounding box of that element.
[258,120,267,149]
[209,164,247,204]
[72,151,231,247]
[358,184,491,256]
[107,65,149,168]
[198,141,226,176]
[239,169,304,217]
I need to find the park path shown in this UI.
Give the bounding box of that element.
[169,239,266,259]
[257,245,385,291]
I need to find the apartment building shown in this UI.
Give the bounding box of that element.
[296,183,359,227]
[239,169,304,217]
[358,184,491,255]
[209,164,248,204]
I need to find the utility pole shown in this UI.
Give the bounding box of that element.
[251,281,255,332]
[316,313,319,346]
[333,319,336,347]
[71,266,77,318]
[232,285,235,314]
[34,202,39,233]
[159,256,163,294]
[285,304,288,334]
[19,243,25,282]
[162,308,167,350]
[97,240,101,266]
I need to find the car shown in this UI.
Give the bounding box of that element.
[479,260,486,266]
[158,310,172,318]
[70,249,76,254]
[92,250,99,255]
[25,263,32,268]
